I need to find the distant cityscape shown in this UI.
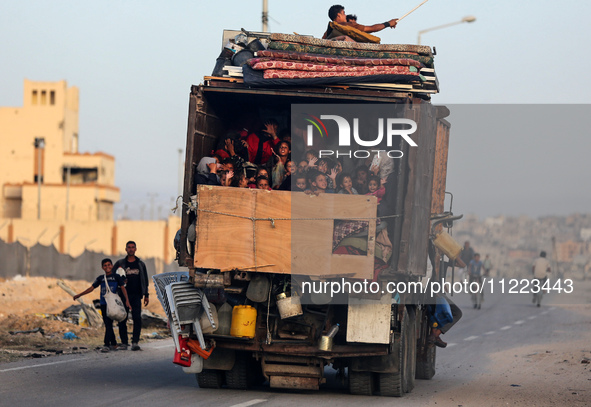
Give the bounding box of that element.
[453,213,591,280]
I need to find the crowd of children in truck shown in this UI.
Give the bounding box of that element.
[193,118,389,200]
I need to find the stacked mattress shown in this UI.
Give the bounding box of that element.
[235,33,438,93]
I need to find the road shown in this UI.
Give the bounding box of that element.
[1,284,590,407]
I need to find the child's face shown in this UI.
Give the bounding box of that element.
[313,175,327,191]
[341,176,352,190]
[296,177,306,190]
[317,161,328,173]
[298,160,308,173]
[257,179,269,190]
[357,170,368,183]
[223,162,234,172]
[286,161,295,174]
[368,180,379,193]
[238,176,248,188]
[102,262,113,274]
[306,152,316,161]
[258,169,269,179]
[220,174,227,185]
[335,161,343,173]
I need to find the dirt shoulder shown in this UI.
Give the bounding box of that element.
[0,276,168,363]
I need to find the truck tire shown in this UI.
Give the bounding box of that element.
[416,345,436,380]
[196,370,224,389]
[416,307,436,380]
[225,355,252,390]
[349,370,375,396]
[379,306,416,397]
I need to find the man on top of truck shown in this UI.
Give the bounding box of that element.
[322,4,399,41]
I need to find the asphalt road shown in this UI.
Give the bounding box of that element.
[0,286,586,407]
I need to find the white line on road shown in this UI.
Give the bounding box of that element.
[0,358,86,373]
[464,336,479,341]
[514,320,525,325]
[500,325,512,330]
[153,344,175,349]
[485,331,496,335]
[528,316,537,320]
[229,399,267,407]
[447,343,457,348]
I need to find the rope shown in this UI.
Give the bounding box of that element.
[195,208,402,223]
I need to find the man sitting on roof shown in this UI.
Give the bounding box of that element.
[322,4,398,43]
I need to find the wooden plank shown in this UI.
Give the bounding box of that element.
[346,293,392,344]
[194,186,377,279]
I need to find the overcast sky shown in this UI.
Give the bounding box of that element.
[1,0,590,219]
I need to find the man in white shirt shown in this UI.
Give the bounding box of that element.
[532,251,551,307]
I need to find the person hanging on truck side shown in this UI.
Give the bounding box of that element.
[114,241,150,351]
[195,157,222,186]
[322,5,398,42]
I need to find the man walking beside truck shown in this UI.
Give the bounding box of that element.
[114,241,150,351]
[532,251,551,307]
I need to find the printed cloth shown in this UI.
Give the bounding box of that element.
[269,41,434,67]
[253,51,423,68]
[242,66,421,87]
[250,60,418,74]
[333,220,370,249]
[269,33,433,55]
[263,68,419,80]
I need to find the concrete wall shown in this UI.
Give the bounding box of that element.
[0,216,181,264]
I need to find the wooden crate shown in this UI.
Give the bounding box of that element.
[194,186,377,279]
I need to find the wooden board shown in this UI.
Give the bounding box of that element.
[346,293,392,344]
[194,186,377,279]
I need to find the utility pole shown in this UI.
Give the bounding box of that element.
[178,148,184,200]
[262,0,269,32]
[34,138,45,220]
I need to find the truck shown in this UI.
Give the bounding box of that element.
[168,29,458,397]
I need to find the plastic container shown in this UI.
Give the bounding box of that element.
[432,231,462,260]
[217,302,233,335]
[276,292,303,319]
[230,305,257,338]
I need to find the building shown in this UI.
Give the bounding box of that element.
[0,80,119,221]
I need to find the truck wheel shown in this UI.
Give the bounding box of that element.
[225,355,252,390]
[416,307,436,380]
[404,306,417,393]
[196,370,224,389]
[416,345,436,380]
[379,306,416,397]
[349,370,375,396]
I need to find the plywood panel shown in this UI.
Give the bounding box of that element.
[194,186,377,279]
[346,293,392,344]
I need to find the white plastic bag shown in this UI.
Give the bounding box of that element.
[103,273,127,322]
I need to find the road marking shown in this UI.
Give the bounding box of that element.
[464,336,478,341]
[540,311,549,315]
[485,331,496,335]
[0,358,86,373]
[500,325,512,330]
[514,320,525,325]
[153,344,175,349]
[527,316,537,320]
[229,400,267,407]
[447,343,457,348]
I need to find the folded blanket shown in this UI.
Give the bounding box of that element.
[242,66,421,87]
[254,51,423,68]
[250,60,418,74]
[269,33,433,55]
[264,67,419,79]
[269,41,434,68]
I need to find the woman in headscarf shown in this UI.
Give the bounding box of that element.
[195,157,221,186]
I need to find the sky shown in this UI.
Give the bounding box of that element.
[1,0,590,219]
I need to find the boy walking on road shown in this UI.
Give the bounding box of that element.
[73,258,131,352]
[114,241,150,351]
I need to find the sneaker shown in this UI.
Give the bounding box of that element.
[117,344,129,350]
[434,337,448,348]
[100,346,110,353]
[110,345,118,351]
[131,343,141,351]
